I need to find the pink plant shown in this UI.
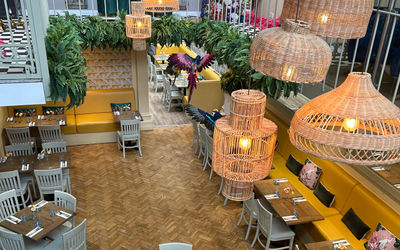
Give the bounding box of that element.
[0,40,6,57]
[246,11,281,30]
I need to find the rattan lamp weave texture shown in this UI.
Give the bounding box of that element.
[126,2,151,51]
[281,0,374,39]
[143,0,179,12]
[213,90,277,201]
[289,72,400,166]
[250,19,332,84]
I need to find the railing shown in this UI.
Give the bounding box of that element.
[0,0,48,82]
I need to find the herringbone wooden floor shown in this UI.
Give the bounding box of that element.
[68,125,265,250]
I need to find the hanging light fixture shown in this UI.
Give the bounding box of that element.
[126,2,152,51]
[289,72,400,166]
[213,90,277,201]
[142,0,179,13]
[250,19,332,84]
[281,0,374,39]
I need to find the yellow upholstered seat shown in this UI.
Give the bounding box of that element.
[62,114,77,134]
[75,113,119,133]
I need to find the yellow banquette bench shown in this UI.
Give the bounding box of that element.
[7,88,136,134]
[156,45,223,113]
[265,109,400,249]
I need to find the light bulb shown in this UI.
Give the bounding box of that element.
[320,14,329,24]
[158,0,162,4]
[283,65,295,81]
[343,118,359,132]
[239,138,251,150]
[137,21,142,27]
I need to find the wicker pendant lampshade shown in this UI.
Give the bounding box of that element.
[213,90,278,201]
[289,72,400,166]
[281,0,374,39]
[126,2,152,51]
[143,0,179,12]
[250,19,332,84]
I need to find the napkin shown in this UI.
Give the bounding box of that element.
[292,197,307,202]
[274,178,288,183]
[60,161,68,168]
[56,211,72,219]
[59,120,66,125]
[394,184,400,189]
[6,215,21,224]
[35,200,48,208]
[264,194,279,200]
[27,227,43,238]
[332,239,350,246]
[28,122,35,127]
[282,215,298,222]
[371,166,385,171]
[21,164,29,171]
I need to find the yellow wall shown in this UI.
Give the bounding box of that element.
[0,107,7,156]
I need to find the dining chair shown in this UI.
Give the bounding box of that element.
[46,219,87,250]
[117,119,142,158]
[159,242,192,250]
[0,227,51,250]
[0,189,20,221]
[164,78,184,112]
[34,168,68,200]
[251,200,295,250]
[198,124,207,161]
[237,193,259,240]
[0,171,32,208]
[4,144,33,157]
[151,62,164,92]
[38,125,64,143]
[218,178,229,206]
[203,132,214,179]
[189,119,200,155]
[55,191,76,228]
[41,142,71,193]
[5,127,37,154]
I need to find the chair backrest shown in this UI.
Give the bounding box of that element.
[34,168,63,198]
[190,119,199,135]
[55,191,77,212]
[257,199,273,239]
[0,171,22,194]
[42,141,67,153]
[0,227,25,250]
[63,218,87,250]
[0,190,20,222]
[5,128,31,145]
[120,119,140,137]
[159,242,192,250]
[244,192,258,215]
[38,125,63,142]
[198,124,207,145]
[4,144,32,157]
[205,133,213,154]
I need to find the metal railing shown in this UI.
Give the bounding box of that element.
[0,0,47,81]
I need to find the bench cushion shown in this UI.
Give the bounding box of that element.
[76,113,119,133]
[61,114,77,134]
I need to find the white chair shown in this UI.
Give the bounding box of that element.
[42,142,71,193]
[203,132,214,179]
[151,62,165,92]
[0,189,20,221]
[189,119,200,154]
[0,171,32,208]
[44,219,87,250]
[0,227,52,250]
[164,78,184,112]
[237,193,258,240]
[251,200,295,249]
[5,127,37,153]
[117,119,142,158]
[198,124,207,161]
[5,144,33,156]
[38,125,64,143]
[47,191,77,239]
[34,168,68,200]
[159,242,192,250]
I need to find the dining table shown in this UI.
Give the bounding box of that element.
[4,115,67,128]
[305,239,354,250]
[154,54,170,63]
[254,178,324,226]
[0,199,75,241]
[371,165,400,189]
[0,152,71,174]
[112,110,143,123]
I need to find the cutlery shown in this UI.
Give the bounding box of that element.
[371,166,385,171]
[26,227,43,238]
[264,194,279,200]
[282,215,298,221]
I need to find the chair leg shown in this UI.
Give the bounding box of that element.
[138,139,142,157]
[223,197,228,206]
[117,134,120,150]
[245,214,253,240]
[251,224,259,248]
[198,143,202,158]
[218,178,223,195]
[237,205,245,226]
[288,237,294,250]
[122,139,126,158]
[265,238,271,250]
[209,167,213,180]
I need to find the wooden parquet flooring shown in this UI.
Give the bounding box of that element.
[68,125,264,249]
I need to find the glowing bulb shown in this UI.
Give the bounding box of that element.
[137,21,142,27]
[320,14,328,24]
[283,65,295,81]
[343,118,359,132]
[158,0,162,4]
[239,138,251,150]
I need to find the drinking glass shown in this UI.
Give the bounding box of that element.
[33,218,41,227]
[20,213,29,222]
[49,208,56,217]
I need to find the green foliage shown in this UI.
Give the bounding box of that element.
[46,16,87,109]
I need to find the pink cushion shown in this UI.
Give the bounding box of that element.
[298,159,322,190]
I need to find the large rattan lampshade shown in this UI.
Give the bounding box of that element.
[250,19,332,84]
[281,0,374,39]
[289,72,400,166]
[143,0,179,12]
[126,2,151,51]
[213,90,277,201]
